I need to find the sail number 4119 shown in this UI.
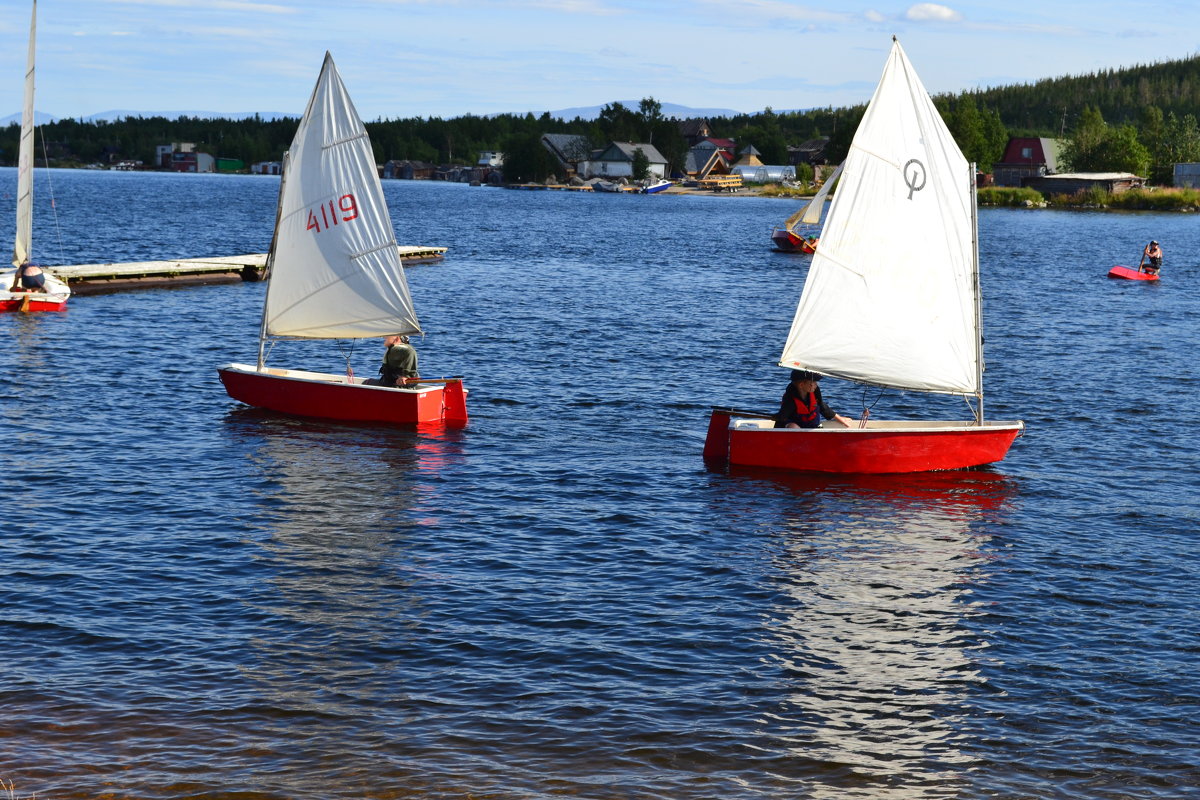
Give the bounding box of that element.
[306,194,360,233]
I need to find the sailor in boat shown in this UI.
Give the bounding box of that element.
[774,370,854,429]
[9,262,45,293]
[365,334,420,387]
[1141,240,1163,275]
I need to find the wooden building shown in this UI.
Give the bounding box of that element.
[992,137,1062,187]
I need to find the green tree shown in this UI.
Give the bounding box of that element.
[1061,106,1109,171]
[631,147,650,181]
[499,132,560,184]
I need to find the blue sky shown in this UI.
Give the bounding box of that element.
[2,0,1199,122]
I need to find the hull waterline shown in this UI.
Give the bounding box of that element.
[218,363,467,425]
[704,409,1023,474]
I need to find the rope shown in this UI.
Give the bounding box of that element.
[38,127,67,265]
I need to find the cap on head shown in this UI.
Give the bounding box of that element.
[1151,240,1158,245]
[790,369,820,382]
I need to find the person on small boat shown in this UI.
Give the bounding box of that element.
[774,369,854,429]
[1141,240,1163,274]
[366,334,419,387]
[9,262,45,293]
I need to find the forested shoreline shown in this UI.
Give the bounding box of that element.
[3,53,1200,183]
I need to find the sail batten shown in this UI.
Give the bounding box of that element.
[262,52,421,341]
[779,39,979,396]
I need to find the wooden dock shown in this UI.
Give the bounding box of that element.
[48,246,447,295]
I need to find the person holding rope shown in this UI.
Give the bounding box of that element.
[774,369,854,429]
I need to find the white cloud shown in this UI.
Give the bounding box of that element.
[905,3,962,22]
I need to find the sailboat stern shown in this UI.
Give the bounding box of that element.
[703,408,736,464]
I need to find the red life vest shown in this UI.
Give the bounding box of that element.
[791,391,820,427]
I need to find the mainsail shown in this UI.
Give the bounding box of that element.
[262,52,421,340]
[12,0,36,269]
[779,39,979,395]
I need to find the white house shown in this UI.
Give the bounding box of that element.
[584,141,668,180]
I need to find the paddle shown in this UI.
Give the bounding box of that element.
[1138,250,1146,273]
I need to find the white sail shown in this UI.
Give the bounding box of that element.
[786,162,843,230]
[779,39,979,395]
[12,0,36,269]
[263,52,420,340]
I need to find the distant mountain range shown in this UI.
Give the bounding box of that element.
[3,102,750,127]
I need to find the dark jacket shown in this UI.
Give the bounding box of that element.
[774,383,836,428]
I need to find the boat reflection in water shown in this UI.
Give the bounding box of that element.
[735,469,1017,799]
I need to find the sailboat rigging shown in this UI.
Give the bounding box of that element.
[706,38,1023,474]
[218,53,467,425]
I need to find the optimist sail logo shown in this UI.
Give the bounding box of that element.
[903,159,926,200]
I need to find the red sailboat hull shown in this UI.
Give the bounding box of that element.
[703,409,1022,474]
[771,228,818,253]
[1108,265,1159,281]
[0,292,68,312]
[218,363,467,425]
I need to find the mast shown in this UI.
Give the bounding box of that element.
[970,161,985,424]
[256,151,290,370]
[13,0,36,268]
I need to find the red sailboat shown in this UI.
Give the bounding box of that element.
[2,0,70,314]
[218,53,466,425]
[770,162,841,253]
[708,38,1023,474]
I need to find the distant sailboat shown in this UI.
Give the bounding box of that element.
[770,163,842,253]
[218,53,467,424]
[706,38,1023,473]
[1,0,70,313]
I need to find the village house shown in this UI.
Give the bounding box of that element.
[683,138,737,181]
[584,141,668,180]
[678,118,713,148]
[157,142,215,173]
[1023,172,1144,195]
[540,133,595,178]
[788,137,829,167]
[992,137,1062,187]
[382,159,437,180]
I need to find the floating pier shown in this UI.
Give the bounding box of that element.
[49,246,447,295]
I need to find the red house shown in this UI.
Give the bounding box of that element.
[992,137,1062,187]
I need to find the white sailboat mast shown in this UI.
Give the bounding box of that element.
[13,0,36,269]
[970,162,985,424]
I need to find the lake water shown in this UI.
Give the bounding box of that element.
[2,170,1198,799]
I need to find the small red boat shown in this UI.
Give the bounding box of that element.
[2,3,70,314]
[704,409,1023,474]
[219,53,467,426]
[771,162,842,253]
[1,277,70,312]
[770,227,818,253]
[711,39,1023,475]
[1108,265,1159,281]
[218,364,466,425]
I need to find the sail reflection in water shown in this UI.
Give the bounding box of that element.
[746,471,1016,799]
